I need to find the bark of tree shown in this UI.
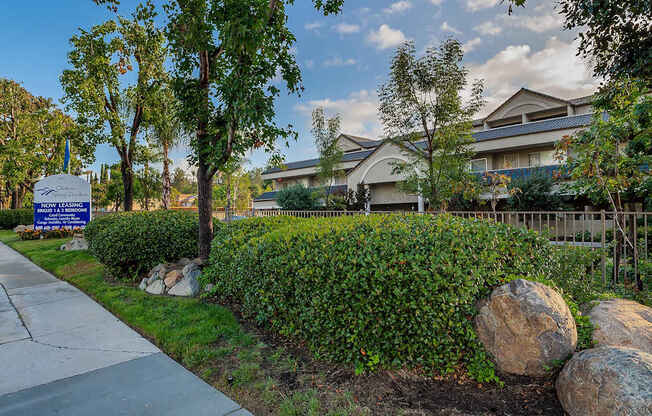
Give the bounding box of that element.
[120,159,134,212]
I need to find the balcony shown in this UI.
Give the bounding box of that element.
[473,165,566,182]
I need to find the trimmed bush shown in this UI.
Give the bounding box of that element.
[205,214,553,380]
[0,209,33,230]
[84,210,200,279]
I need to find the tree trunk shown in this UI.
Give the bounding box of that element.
[162,142,171,210]
[121,160,134,212]
[197,160,213,260]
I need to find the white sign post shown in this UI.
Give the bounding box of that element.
[33,174,92,230]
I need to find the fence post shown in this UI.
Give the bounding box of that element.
[601,210,606,286]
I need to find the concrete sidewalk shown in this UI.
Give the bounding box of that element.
[0,242,251,415]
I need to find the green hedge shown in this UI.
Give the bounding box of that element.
[205,214,553,380]
[85,210,200,279]
[0,209,33,230]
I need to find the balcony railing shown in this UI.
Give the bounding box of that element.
[473,164,565,181]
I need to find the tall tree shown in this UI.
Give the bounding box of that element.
[312,107,342,207]
[61,1,166,211]
[378,39,484,210]
[165,0,344,259]
[557,78,651,290]
[146,86,183,209]
[0,79,92,208]
[506,0,651,80]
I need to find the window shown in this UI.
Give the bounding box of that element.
[470,158,488,172]
[503,153,519,169]
[528,152,541,167]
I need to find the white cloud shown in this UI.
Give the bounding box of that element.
[502,13,562,33]
[441,21,462,35]
[474,21,502,35]
[323,57,357,67]
[466,0,499,12]
[383,1,413,14]
[462,37,482,53]
[333,23,361,35]
[366,24,407,50]
[304,21,323,31]
[468,37,599,117]
[295,90,381,138]
[429,0,444,5]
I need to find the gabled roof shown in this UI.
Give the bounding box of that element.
[484,88,570,122]
[340,134,383,148]
[473,113,592,142]
[263,149,375,174]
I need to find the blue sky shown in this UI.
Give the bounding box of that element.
[1,0,597,174]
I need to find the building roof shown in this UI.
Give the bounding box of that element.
[263,149,375,174]
[340,134,383,148]
[472,113,592,142]
[254,184,348,201]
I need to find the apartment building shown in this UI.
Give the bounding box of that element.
[254,88,594,210]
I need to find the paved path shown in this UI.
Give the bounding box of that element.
[0,242,251,416]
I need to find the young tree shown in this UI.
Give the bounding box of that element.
[378,39,484,211]
[482,172,519,213]
[146,86,183,209]
[164,0,344,259]
[277,184,318,211]
[61,1,166,211]
[312,107,343,207]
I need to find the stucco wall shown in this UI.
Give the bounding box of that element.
[347,142,410,188]
[370,183,418,205]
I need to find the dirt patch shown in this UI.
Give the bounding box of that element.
[212,300,565,415]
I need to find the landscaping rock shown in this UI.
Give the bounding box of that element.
[164,270,183,288]
[178,257,191,266]
[168,273,200,297]
[204,283,215,293]
[588,298,652,354]
[149,263,166,278]
[191,257,205,267]
[138,278,148,291]
[182,262,199,278]
[145,279,165,295]
[475,279,577,376]
[556,346,652,416]
[13,224,29,233]
[147,271,161,285]
[60,236,89,251]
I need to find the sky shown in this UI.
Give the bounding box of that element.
[0,0,599,174]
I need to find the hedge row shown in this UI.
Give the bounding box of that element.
[0,209,33,229]
[85,210,200,279]
[204,214,553,380]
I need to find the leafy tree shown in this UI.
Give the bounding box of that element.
[105,164,125,211]
[483,172,519,213]
[146,86,183,209]
[312,107,343,206]
[345,186,370,211]
[171,166,195,194]
[378,39,484,211]
[506,0,651,80]
[135,166,162,210]
[164,0,344,258]
[277,184,318,211]
[557,79,651,290]
[0,78,93,208]
[60,1,166,212]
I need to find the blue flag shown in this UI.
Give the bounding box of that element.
[63,139,70,172]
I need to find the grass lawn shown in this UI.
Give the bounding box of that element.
[0,230,364,416]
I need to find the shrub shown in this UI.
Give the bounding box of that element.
[19,227,82,240]
[0,209,33,229]
[277,184,319,210]
[206,214,552,380]
[84,210,200,279]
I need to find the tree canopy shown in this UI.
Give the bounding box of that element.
[378,39,484,210]
[312,107,342,207]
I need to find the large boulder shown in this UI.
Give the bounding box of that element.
[556,346,652,416]
[164,270,183,288]
[168,271,200,297]
[475,279,577,376]
[145,279,165,295]
[588,299,652,354]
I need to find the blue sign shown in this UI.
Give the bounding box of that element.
[34,202,91,230]
[33,174,92,230]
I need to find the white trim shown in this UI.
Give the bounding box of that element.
[359,155,408,184]
[469,158,488,172]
